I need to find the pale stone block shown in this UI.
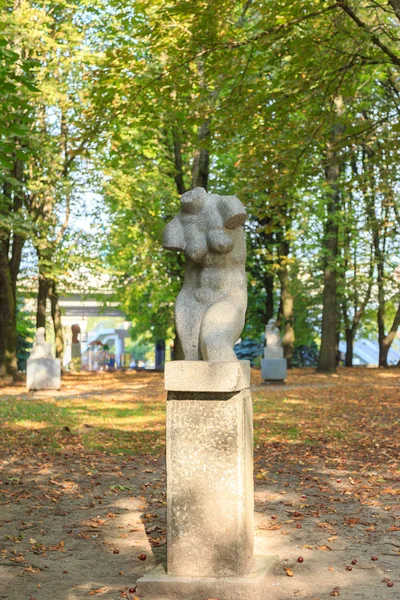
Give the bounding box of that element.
[165,359,250,392]
[261,358,287,381]
[264,346,284,359]
[137,554,279,600]
[26,358,61,391]
[166,388,253,577]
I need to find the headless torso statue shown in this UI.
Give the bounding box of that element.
[163,187,247,361]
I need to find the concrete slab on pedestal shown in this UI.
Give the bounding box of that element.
[137,554,280,600]
[165,360,250,392]
[261,358,287,381]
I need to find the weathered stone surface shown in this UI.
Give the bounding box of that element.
[166,388,254,577]
[165,359,250,392]
[264,346,284,360]
[30,327,52,359]
[163,188,247,361]
[26,358,61,390]
[265,318,282,349]
[137,554,279,600]
[261,358,287,381]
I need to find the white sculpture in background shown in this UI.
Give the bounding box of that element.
[27,327,60,390]
[261,318,287,381]
[30,327,53,359]
[265,318,282,348]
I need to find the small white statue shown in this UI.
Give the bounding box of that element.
[265,319,282,348]
[30,327,53,359]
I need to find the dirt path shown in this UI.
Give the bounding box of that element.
[0,368,398,599]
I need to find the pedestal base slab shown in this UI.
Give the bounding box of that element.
[261,358,287,381]
[137,554,279,600]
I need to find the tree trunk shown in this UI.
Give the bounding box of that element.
[49,281,64,359]
[0,241,13,377]
[318,103,344,374]
[191,119,210,190]
[259,216,275,324]
[380,302,400,367]
[376,252,387,366]
[277,240,294,368]
[36,271,49,329]
[0,157,26,376]
[265,272,274,323]
[172,127,187,195]
[345,327,353,367]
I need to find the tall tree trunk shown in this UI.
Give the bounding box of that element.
[36,269,49,329]
[191,119,210,190]
[49,281,64,359]
[172,127,187,195]
[277,239,294,368]
[265,272,274,323]
[0,241,13,377]
[259,216,275,324]
[344,327,353,367]
[318,100,344,374]
[376,251,387,366]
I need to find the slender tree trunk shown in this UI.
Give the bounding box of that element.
[265,272,274,323]
[376,252,387,366]
[36,270,49,329]
[172,127,187,195]
[277,240,294,368]
[318,102,344,374]
[191,119,210,190]
[0,241,13,377]
[259,216,275,324]
[49,281,64,359]
[345,327,353,367]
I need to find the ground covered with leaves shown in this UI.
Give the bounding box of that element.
[0,368,399,600]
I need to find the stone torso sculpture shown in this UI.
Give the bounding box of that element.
[265,319,282,348]
[30,327,53,359]
[163,187,247,361]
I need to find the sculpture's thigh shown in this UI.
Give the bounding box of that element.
[175,291,204,360]
[200,293,246,361]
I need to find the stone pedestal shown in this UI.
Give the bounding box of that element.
[137,360,276,599]
[27,358,61,391]
[261,358,287,381]
[264,346,284,360]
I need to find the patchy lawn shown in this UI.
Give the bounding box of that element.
[0,368,399,599]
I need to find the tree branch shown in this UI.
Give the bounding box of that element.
[388,0,400,22]
[336,1,400,66]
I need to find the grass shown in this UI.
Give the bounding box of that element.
[0,368,398,460]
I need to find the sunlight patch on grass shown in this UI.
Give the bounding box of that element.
[10,420,49,430]
[282,398,311,406]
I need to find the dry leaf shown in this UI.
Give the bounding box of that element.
[88,588,108,595]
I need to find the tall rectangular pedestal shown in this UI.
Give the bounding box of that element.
[167,385,253,577]
[137,360,277,599]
